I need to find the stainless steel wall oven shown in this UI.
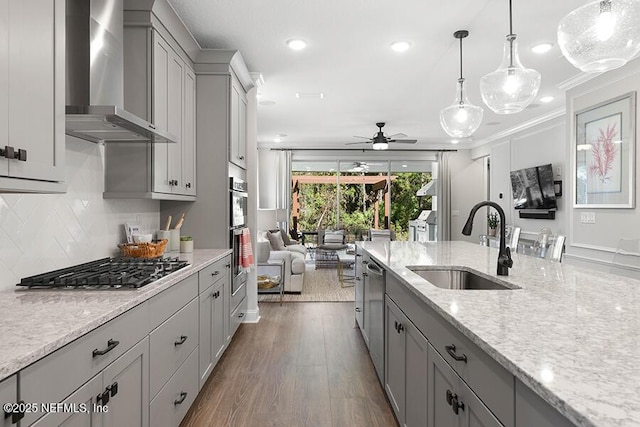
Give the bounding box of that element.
[230,177,248,296]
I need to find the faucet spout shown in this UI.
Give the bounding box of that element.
[461,201,513,276]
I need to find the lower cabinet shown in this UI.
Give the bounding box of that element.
[0,375,18,427]
[32,337,150,427]
[385,296,429,427]
[199,278,226,387]
[428,344,503,427]
[514,379,575,427]
[150,348,198,427]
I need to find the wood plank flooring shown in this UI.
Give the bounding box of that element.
[180,302,398,427]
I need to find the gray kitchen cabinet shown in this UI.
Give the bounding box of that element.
[385,296,429,427]
[31,337,150,427]
[31,374,103,427]
[198,258,229,388]
[515,379,574,427]
[0,0,65,193]
[428,344,503,427]
[106,23,196,200]
[354,246,364,330]
[0,375,18,427]
[198,279,226,387]
[101,337,150,427]
[229,77,247,169]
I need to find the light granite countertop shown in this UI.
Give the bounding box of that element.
[0,249,231,383]
[358,240,640,427]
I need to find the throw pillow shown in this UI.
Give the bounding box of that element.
[324,230,344,244]
[271,228,292,246]
[267,230,286,251]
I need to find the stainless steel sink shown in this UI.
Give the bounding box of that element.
[408,268,519,290]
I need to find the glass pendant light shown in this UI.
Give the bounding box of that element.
[480,0,541,114]
[439,30,484,138]
[558,0,640,73]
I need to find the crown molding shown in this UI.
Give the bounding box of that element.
[470,107,566,149]
[556,71,601,91]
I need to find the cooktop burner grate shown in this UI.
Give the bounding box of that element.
[17,257,190,289]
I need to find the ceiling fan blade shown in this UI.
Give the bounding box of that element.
[353,135,372,140]
[387,133,407,139]
[388,139,417,144]
[345,141,370,145]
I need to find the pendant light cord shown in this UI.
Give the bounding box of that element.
[507,0,515,68]
[459,36,464,81]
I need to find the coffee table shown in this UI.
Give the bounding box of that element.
[336,249,356,287]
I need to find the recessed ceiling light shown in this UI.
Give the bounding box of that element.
[295,92,324,99]
[531,42,554,54]
[451,139,460,144]
[402,164,408,168]
[540,96,555,103]
[286,39,307,50]
[274,137,282,143]
[391,41,411,52]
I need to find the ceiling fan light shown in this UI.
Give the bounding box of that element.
[557,0,640,73]
[480,37,541,114]
[372,141,388,150]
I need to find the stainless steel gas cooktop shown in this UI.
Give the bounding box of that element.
[17,257,189,289]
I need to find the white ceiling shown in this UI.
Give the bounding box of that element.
[168,0,590,151]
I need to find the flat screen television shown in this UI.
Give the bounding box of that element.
[510,163,557,210]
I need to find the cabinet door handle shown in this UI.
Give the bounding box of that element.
[108,382,118,397]
[238,312,245,318]
[174,335,188,346]
[97,389,110,405]
[451,395,465,414]
[211,271,220,276]
[226,263,231,268]
[355,307,361,312]
[92,339,120,357]
[445,344,467,363]
[186,182,192,188]
[446,389,454,406]
[396,323,404,333]
[5,400,25,424]
[238,155,245,160]
[174,391,188,405]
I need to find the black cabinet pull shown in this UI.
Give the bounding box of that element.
[4,400,25,424]
[97,389,110,405]
[92,339,120,357]
[445,344,467,363]
[238,312,245,318]
[108,382,118,397]
[174,391,188,405]
[186,183,191,188]
[446,389,454,406]
[174,335,188,346]
[3,146,14,159]
[15,149,27,161]
[226,263,231,268]
[238,155,245,160]
[397,323,404,333]
[362,272,368,277]
[211,270,220,276]
[355,307,361,312]
[451,395,465,414]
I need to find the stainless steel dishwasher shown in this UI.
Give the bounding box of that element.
[365,258,386,384]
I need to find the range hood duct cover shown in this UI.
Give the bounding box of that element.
[65,0,176,144]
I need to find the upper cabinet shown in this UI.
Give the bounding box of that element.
[0,0,65,193]
[104,18,196,200]
[230,78,248,169]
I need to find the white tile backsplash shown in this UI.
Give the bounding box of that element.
[0,137,160,291]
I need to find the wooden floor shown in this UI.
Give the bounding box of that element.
[181,302,398,427]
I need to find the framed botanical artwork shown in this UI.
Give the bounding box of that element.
[574,92,636,208]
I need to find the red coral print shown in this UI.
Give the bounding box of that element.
[588,123,618,183]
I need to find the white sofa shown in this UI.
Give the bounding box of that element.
[257,230,307,293]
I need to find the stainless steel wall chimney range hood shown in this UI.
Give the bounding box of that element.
[65,0,176,144]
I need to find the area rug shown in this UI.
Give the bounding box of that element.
[258,263,355,302]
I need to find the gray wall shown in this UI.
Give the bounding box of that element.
[565,57,640,270]
[448,150,486,242]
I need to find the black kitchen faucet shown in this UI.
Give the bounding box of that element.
[462,201,513,276]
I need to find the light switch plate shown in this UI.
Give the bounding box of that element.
[580,212,596,224]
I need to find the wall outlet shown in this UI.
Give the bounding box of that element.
[580,212,596,224]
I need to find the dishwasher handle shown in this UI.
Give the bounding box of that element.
[366,262,384,276]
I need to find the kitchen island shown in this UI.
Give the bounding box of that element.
[358,240,640,427]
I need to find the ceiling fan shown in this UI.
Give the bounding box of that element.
[347,122,417,150]
[349,161,384,172]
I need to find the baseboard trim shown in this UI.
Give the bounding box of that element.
[243,307,260,323]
